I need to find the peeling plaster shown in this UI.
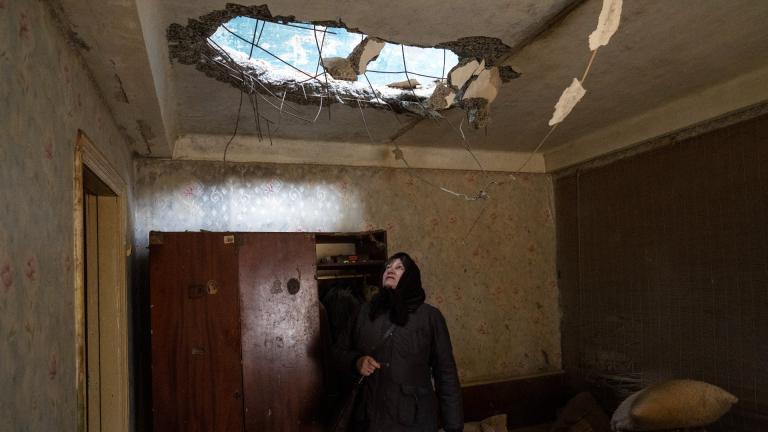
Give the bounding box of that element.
[449,59,485,90]
[463,67,502,103]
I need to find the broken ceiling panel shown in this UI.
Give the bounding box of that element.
[321,57,357,81]
[549,78,586,126]
[426,83,456,110]
[168,3,521,132]
[463,67,502,103]
[589,0,623,51]
[348,37,385,74]
[449,59,485,90]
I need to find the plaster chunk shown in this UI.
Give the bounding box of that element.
[321,57,357,81]
[426,83,456,110]
[448,59,484,90]
[387,79,420,89]
[463,98,490,129]
[549,78,586,126]
[499,65,521,82]
[347,37,386,74]
[463,67,502,103]
[589,0,623,50]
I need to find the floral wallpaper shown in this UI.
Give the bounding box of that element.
[0,1,135,430]
[135,159,561,384]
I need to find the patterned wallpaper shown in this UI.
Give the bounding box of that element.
[0,1,135,430]
[134,159,561,384]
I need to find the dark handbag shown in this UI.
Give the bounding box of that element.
[331,323,396,432]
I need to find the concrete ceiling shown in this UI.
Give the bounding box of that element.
[57,0,768,172]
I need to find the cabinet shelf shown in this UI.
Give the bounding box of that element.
[316,260,385,270]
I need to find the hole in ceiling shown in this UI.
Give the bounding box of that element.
[168,4,520,127]
[209,16,460,99]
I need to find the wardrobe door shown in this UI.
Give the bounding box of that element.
[150,232,245,432]
[238,233,325,432]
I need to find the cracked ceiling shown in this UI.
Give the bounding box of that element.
[56,0,768,172]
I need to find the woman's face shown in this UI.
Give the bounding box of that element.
[382,258,405,289]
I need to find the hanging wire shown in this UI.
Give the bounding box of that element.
[247,20,264,60]
[204,39,315,125]
[515,47,600,173]
[223,90,244,162]
[442,49,447,83]
[462,47,605,240]
[401,45,420,100]
[220,24,325,85]
[206,18,609,219]
[366,69,446,80]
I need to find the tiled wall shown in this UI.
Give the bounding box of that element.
[556,114,768,431]
[134,159,561,384]
[0,2,135,430]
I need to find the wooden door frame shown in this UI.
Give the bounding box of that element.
[73,130,130,432]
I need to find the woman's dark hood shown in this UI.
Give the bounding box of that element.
[369,252,426,326]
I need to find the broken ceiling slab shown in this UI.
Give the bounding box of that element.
[463,98,491,129]
[499,65,522,82]
[463,66,502,103]
[449,59,485,91]
[435,37,512,66]
[387,79,421,89]
[347,37,386,74]
[321,57,358,81]
[168,3,522,125]
[426,83,456,110]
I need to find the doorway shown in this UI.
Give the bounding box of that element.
[73,131,130,432]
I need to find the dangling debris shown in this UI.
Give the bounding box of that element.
[387,79,420,89]
[463,98,491,129]
[448,58,485,90]
[549,78,586,126]
[321,57,357,81]
[347,37,386,74]
[426,83,456,110]
[463,66,502,103]
[499,65,521,82]
[589,0,623,51]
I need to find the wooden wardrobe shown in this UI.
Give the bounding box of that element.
[149,231,386,432]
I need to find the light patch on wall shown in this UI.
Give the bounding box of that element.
[161,174,365,233]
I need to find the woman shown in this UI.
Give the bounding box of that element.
[333,252,464,432]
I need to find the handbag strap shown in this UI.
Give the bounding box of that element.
[368,323,396,355]
[355,322,396,384]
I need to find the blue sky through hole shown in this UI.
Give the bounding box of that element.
[210,16,459,90]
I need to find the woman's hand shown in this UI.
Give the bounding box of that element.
[356,355,381,376]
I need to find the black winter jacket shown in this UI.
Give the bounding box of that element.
[334,303,464,432]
